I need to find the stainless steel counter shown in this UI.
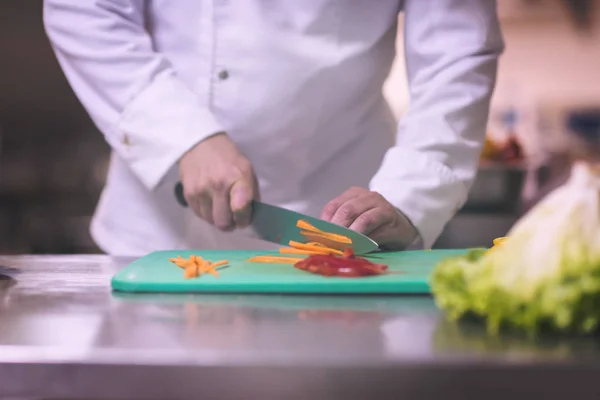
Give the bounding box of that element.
[1,255,600,399]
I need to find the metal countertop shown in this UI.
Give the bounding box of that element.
[0,255,599,399]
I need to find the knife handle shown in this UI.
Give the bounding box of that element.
[174,182,188,207]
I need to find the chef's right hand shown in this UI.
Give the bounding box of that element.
[179,132,259,231]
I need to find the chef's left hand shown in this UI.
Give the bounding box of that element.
[321,187,418,250]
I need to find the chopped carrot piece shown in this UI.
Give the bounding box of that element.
[169,255,228,279]
[296,219,323,233]
[300,232,353,251]
[280,248,331,255]
[296,220,352,243]
[247,256,304,264]
[184,265,198,279]
[210,260,229,268]
[299,230,352,244]
[288,240,344,255]
[203,263,218,277]
[169,256,194,269]
[245,219,356,266]
[196,259,208,275]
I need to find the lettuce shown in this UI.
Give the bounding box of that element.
[431,162,600,335]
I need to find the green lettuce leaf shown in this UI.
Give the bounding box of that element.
[431,162,600,335]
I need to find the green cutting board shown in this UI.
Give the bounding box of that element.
[111,249,466,294]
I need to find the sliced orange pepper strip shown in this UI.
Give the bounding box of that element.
[297,218,353,246]
[203,260,229,277]
[169,256,194,269]
[210,260,229,268]
[299,230,352,244]
[184,264,198,279]
[169,256,182,266]
[299,232,353,251]
[280,248,331,255]
[288,240,344,255]
[247,256,304,264]
[296,220,352,243]
[196,259,208,275]
[171,255,227,278]
[296,219,323,233]
[203,263,219,277]
[306,242,327,247]
[171,260,192,268]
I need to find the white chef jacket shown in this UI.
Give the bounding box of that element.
[43,0,503,255]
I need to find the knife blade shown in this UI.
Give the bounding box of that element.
[174,182,379,255]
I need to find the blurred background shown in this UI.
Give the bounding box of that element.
[0,0,598,254]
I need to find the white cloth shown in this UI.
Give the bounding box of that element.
[43,0,503,255]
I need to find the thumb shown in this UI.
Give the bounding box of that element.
[230,179,256,227]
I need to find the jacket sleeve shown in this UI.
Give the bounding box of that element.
[43,0,224,189]
[369,0,504,249]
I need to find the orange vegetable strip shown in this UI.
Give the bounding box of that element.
[299,230,352,244]
[202,260,228,277]
[196,259,208,275]
[169,256,194,269]
[247,256,304,264]
[210,260,229,268]
[202,261,219,277]
[296,219,323,233]
[184,265,198,279]
[493,237,507,246]
[171,260,190,268]
[296,220,352,243]
[170,255,228,279]
[280,248,332,255]
[300,232,352,251]
[288,240,344,255]
[190,255,204,264]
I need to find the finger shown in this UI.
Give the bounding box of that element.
[330,194,379,228]
[230,180,255,228]
[190,192,213,225]
[348,207,388,235]
[212,190,234,231]
[369,212,418,250]
[320,186,366,221]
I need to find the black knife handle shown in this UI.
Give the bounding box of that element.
[174,182,188,207]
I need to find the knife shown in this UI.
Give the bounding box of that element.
[174,182,379,255]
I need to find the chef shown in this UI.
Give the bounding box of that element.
[43,1,503,256]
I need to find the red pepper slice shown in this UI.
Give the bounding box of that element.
[294,250,388,277]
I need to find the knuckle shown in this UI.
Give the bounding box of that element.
[323,202,340,216]
[356,213,377,228]
[206,176,229,192]
[339,204,358,221]
[369,191,385,203]
[184,185,202,200]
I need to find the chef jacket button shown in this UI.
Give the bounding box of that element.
[218,70,229,80]
[122,134,131,146]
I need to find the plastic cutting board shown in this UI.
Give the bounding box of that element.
[111,249,467,294]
